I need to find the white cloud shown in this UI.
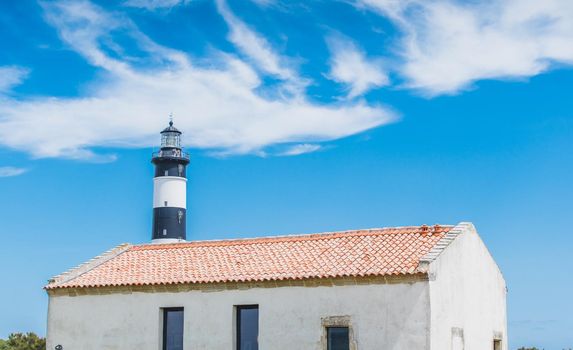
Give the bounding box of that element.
[327,37,390,98]
[0,66,29,93]
[41,0,129,72]
[0,0,394,160]
[215,0,301,87]
[279,143,321,156]
[0,167,28,177]
[357,0,573,95]
[123,0,190,10]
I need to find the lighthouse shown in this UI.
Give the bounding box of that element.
[151,120,190,243]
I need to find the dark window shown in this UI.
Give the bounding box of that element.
[237,305,258,350]
[327,327,349,350]
[163,308,184,350]
[493,339,502,350]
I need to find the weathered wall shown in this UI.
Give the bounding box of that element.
[428,223,507,350]
[47,280,430,350]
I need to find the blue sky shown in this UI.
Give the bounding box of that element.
[1,0,572,348]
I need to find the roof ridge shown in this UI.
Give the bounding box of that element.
[46,243,132,289]
[132,225,454,250]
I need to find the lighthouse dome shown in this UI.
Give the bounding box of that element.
[161,121,182,134]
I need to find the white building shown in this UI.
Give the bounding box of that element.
[45,124,507,350]
[45,222,506,350]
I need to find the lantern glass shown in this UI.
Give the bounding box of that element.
[162,132,180,148]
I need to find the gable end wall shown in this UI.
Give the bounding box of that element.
[428,223,508,350]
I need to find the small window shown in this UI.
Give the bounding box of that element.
[163,308,184,350]
[321,316,353,350]
[493,339,501,350]
[236,305,258,350]
[327,327,349,350]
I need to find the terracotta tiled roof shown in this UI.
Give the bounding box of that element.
[46,225,453,290]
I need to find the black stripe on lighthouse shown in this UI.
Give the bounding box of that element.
[152,207,186,240]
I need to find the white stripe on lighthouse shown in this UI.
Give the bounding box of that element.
[153,176,187,209]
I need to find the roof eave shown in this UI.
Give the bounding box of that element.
[45,243,132,290]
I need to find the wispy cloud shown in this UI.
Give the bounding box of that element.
[123,0,190,10]
[215,0,303,91]
[0,0,394,160]
[357,0,573,95]
[0,66,29,93]
[249,0,276,7]
[327,36,389,98]
[279,143,322,156]
[0,167,28,177]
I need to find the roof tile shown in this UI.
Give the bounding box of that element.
[46,225,452,290]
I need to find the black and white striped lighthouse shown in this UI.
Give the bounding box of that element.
[151,121,190,243]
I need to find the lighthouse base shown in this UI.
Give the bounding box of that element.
[151,238,186,244]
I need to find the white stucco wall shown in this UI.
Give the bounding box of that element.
[47,281,430,350]
[428,223,507,350]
